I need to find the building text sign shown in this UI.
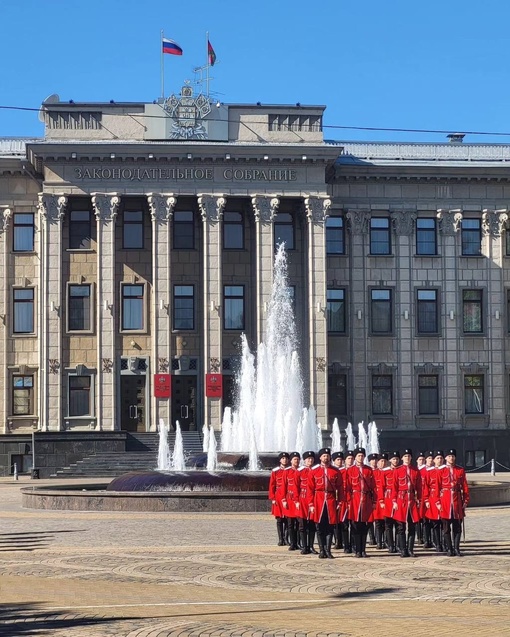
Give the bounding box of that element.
[154,374,171,398]
[205,374,223,399]
[73,167,298,183]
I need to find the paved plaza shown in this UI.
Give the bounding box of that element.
[0,477,509,637]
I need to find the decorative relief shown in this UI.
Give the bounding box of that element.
[38,194,67,224]
[460,362,488,374]
[209,357,221,373]
[437,209,462,235]
[414,363,443,374]
[198,194,226,223]
[102,358,114,373]
[305,196,331,225]
[367,362,396,374]
[346,210,370,235]
[316,357,327,373]
[482,209,509,237]
[391,211,416,236]
[148,193,177,222]
[252,195,279,224]
[91,193,120,222]
[1,208,11,234]
[48,359,60,374]
[158,357,169,372]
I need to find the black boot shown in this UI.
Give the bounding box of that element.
[361,532,369,558]
[333,524,343,549]
[283,518,290,545]
[444,533,455,557]
[433,526,442,553]
[453,532,463,557]
[416,521,424,545]
[288,520,298,551]
[276,518,285,546]
[367,524,376,546]
[398,534,408,558]
[423,522,432,549]
[316,530,326,559]
[325,533,334,559]
[300,529,310,554]
[386,526,395,554]
[374,521,383,549]
[342,525,352,554]
[407,534,416,557]
[308,527,318,554]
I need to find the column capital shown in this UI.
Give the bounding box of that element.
[346,209,370,235]
[482,209,509,237]
[147,193,177,222]
[391,210,416,236]
[437,209,462,235]
[91,193,120,222]
[304,196,331,225]
[198,193,226,223]
[252,195,279,223]
[38,193,67,223]
[0,207,11,234]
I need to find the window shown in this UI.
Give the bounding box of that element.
[274,213,294,249]
[465,450,486,468]
[224,285,245,330]
[123,210,143,249]
[370,217,391,255]
[464,375,484,414]
[173,285,194,330]
[372,375,393,415]
[69,376,92,417]
[326,217,345,254]
[12,375,34,415]
[13,288,34,334]
[371,289,392,334]
[416,218,437,255]
[121,285,144,331]
[418,375,439,415]
[173,211,194,249]
[69,210,91,249]
[327,289,346,333]
[461,218,482,256]
[13,213,34,252]
[223,212,244,249]
[417,290,439,334]
[68,285,91,331]
[463,290,483,333]
[328,373,347,417]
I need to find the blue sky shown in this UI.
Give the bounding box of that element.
[1,0,510,143]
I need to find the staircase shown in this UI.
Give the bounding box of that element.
[51,431,203,478]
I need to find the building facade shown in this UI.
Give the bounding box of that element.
[1,90,510,474]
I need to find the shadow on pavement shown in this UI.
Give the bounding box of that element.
[0,530,86,552]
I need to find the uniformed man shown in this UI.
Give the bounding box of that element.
[344,450,355,469]
[415,451,426,544]
[436,448,470,557]
[373,452,388,549]
[420,451,434,548]
[367,453,379,545]
[345,447,376,558]
[268,452,290,546]
[331,451,345,549]
[283,452,301,551]
[298,450,317,554]
[423,450,445,553]
[382,450,400,553]
[392,448,422,558]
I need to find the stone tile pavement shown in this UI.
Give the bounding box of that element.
[0,476,509,637]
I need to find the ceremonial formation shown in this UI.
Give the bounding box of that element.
[268,447,469,559]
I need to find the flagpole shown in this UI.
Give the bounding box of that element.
[160,29,165,100]
[205,31,210,97]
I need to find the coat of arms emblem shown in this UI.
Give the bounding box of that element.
[163,83,211,140]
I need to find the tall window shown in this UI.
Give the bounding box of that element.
[370,217,391,255]
[464,375,484,414]
[13,288,34,334]
[13,213,34,252]
[418,375,439,415]
[173,285,194,330]
[461,219,482,256]
[326,217,345,254]
[274,213,294,249]
[417,290,439,334]
[173,211,194,249]
[123,210,143,249]
[328,373,347,417]
[69,376,92,417]
[68,285,91,331]
[121,285,144,331]
[463,290,483,333]
[327,289,346,333]
[372,375,393,415]
[223,212,244,249]
[12,375,34,415]
[371,289,392,334]
[416,218,437,255]
[69,210,91,249]
[224,285,245,330]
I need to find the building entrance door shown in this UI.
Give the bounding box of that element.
[171,376,197,431]
[120,375,146,432]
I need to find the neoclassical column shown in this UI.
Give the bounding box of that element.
[92,193,119,431]
[38,193,67,431]
[0,208,11,433]
[148,193,176,430]
[305,196,331,427]
[198,194,226,429]
[252,195,279,344]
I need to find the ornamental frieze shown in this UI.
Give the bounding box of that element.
[482,210,509,237]
[437,209,462,235]
[148,194,177,223]
[391,211,416,236]
[252,196,279,224]
[346,210,370,235]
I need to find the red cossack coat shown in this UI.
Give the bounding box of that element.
[308,464,343,524]
[391,464,422,524]
[422,466,442,521]
[435,465,470,520]
[282,466,301,518]
[337,468,349,522]
[380,466,397,519]
[298,466,313,520]
[268,466,287,517]
[345,464,376,523]
[371,467,386,521]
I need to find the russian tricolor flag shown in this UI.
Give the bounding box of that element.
[162,38,183,56]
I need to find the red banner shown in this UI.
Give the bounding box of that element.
[205,373,223,398]
[154,374,171,398]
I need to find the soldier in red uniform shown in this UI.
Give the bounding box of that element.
[268,452,290,546]
[392,449,422,558]
[381,451,400,553]
[420,451,434,548]
[339,450,355,553]
[283,452,301,551]
[345,447,376,558]
[366,453,379,545]
[436,448,470,557]
[423,450,445,553]
[308,447,343,559]
[297,450,316,554]
[373,452,388,549]
[331,452,345,549]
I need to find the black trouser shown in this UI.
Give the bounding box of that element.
[350,520,369,555]
[442,518,462,555]
[374,518,385,548]
[395,513,416,556]
[385,516,396,552]
[432,519,443,551]
[316,508,335,557]
[286,516,299,549]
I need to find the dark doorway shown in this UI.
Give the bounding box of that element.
[171,376,197,431]
[120,375,146,431]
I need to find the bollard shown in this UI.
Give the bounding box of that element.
[491,458,496,476]
[13,462,18,481]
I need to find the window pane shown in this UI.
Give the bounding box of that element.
[69,285,91,331]
[328,373,347,416]
[223,212,243,249]
[69,376,91,416]
[173,211,194,249]
[224,286,244,330]
[326,217,344,254]
[418,375,439,414]
[327,289,345,332]
[465,375,484,413]
[370,218,390,255]
[173,285,194,330]
[13,213,35,252]
[122,285,144,330]
[12,375,33,415]
[123,211,143,249]
[13,289,34,333]
[417,290,438,333]
[416,218,436,255]
[372,375,392,414]
[69,210,91,249]
[274,214,294,250]
[463,290,483,332]
[371,290,392,333]
[462,219,481,256]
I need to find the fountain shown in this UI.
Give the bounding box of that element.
[330,418,342,452]
[170,421,186,471]
[345,422,357,452]
[206,426,217,471]
[157,419,171,471]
